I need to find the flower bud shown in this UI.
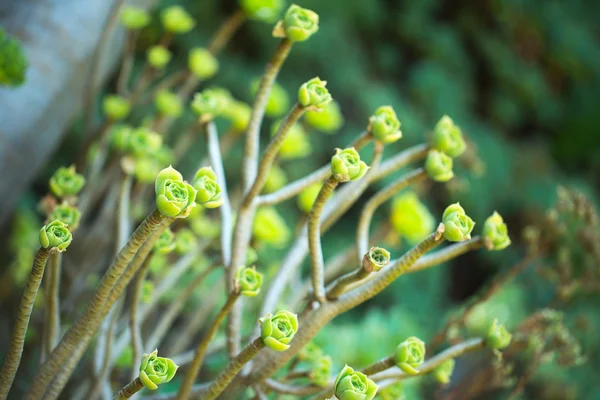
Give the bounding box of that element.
[49,165,86,198]
[368,106,402,144]
[192,167,223,208]
[48,204,81,231]
[273,4,319,42]
[174,228,197,254]
[297,182,322,213]
[240,0,284,23]
[425,150,454,182]
[128,127,163,157]
[154,90,183,117]
[39,220,73,251]
[298,341,323,361]
[160,6,195,34]
[305,100,344,133]
[120,6,150,30]
[442,203,475,242]
[223,101,252,131]
[134,157,161,183]
[110,124,133,151]
[271,120,311,160]
[363,247,390,272]
[330,148,369,183]
[191,89,226,122]
[395,336,426,375]
[253,207,290,247]
[433,358,455,385]
[390,192,435,245]
[259,310,298,351]
[154,228,176,254]
[102,95,131,121]
[155,166,197,218]
[147,45,172,70]
[235,266,263,297]
[263,165,287,193]
[0,28,28,87]
[311,355,332,387]
[188,48,218,79]
[251,79,289,117]
[432,115,466,158]
[334,365,378,400]
[138,349,178,390]
[486,319,512,350]
[298,77,332,109]
[482,211,511,251]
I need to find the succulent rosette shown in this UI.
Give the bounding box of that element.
[102,95,131,121]
[331,148,369,183]
[368,106,402,144]
[120,6,150,30]
[49,166,86,198]
[486,319,512,350]
[192,167,223,208]
[274,4,319,42]
[222,101,252,131]
[153,228,176,254]
[425,150,454,182]
[395,336,426,375]
[127,127,163,158]
[39,220,73,251]
[155,166,197,218]
[297,182,322,213]
[138,349,178,390]
[160,6,195,34]
[191,89,227,121]
[442,203,475,242]
[305,100,344,133]
[482,211,511,250]
[298,77,332,109]
[147,45,172,70]
[235,266,263,297]
[433,358,455,385]
[174,228,197,254]
[431,115,466,158]
[240,0,284,23]
[188,48,219,79]
[310,355,332,387]
[154,90,183,117]
[252,207,290,247]
[298,341,323,361]
[48,204,81,231]
[390,191,435,245]
[363,247,391,272]
[334,365,378,400]
[259,310,298,351]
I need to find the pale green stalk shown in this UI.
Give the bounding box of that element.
[113,377,144,399]
[42,252,61,361]
[129,254,153,379]
[325,267,371,300]
[265,379,322,396]
[361,356,395,376]
[408,237,483,274]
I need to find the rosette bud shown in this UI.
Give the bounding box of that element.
[395,336,426,375]
[433,358,455,385]
[235,266,263,297]
[154,228,176,254]
[0,28,28,86]
[330,148,369,183]
[442,203,475,242]
[363,247,390,272]
[298,341,323,361]
[334,365,378,400]
[486,319,512,350]
[191,89,225,122]
[48,204,81,231]
[174,228,197,254]
[160,6,195,34]
[259,310,298,351]
[39,220,73,251]
[253,207,290,247]
[482,211,511,251]
[273,4,319,42]
[264,165,288,193]
[425,150,454,182]
[223,101,252,131]
[110,124,133,151]
[368,106,402,144]
[432,115,466,158]
[188,48,218,79]
[138,349,178,390]
[134,157,161,183]
[271,120,311,160]
[154,90,183,117]
[305,100,344,133]
[102,95,131,121]
[128,127,162,157]
[193,167,223,208]
[49,166,85,198]
[240,0,284,23]
[298,77,332,109]
[251,79,289,117]
[155,166,197,218]
[120,6,150,30]
[311,355,332,387]
[390,192,435,245]
[297,182,322,213]
[147,45,172,70]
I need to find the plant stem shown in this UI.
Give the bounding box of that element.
[117,31,138,95]
[177,292,241,399]
[326,267,371,301]
[408,237,483,274]
[129,254,153,379]
[369,143,430,182]
[208,9,246,54]
[0,247,50,399]
[309,176,338,303]
[264,379,322,396]
[43,252,61,361]
[113,377,144,399]
[361,356,395,376]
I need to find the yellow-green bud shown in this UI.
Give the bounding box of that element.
[120,6,150,30]
[174,228,197,254]
[482,211,511,251]
[154,228,176,254]
[127,127,163,157]
[298,341,323,361]
[263,165,288,193]
[240,0,284,23]
[311,355,332,388]
[334,365,378,400]
[259,310,298,351]
[442,203,475,242]
[154,90,183,117]
[138,349,178,390]
[49,166,85,198]
[223,101,251,131]
[390,192,435,245]
[273,4,319,42]
[39,220,72,251]
[252,207,290,247]
[395,336,426,375]
[192,167,223,208]
[48,204,81,231]
[235,266,263,297]
[147,45,172,70]
[188,48,218,79]
[0,27,28,87]
[433,358,455,385]
[149,254,168,276]
[486,319,512,350]
[305,100,344,133]
[432,115,466,158]
[102,95,131,121]
[110,124,133,151]
[297,182,322,213]
[191,89,226,122]
[160,6,195,34]
[155,166,197,218]
[134,157,160,183]
[246,248,259,265]
[363,247,390,272]
[271,120,311,160]
[298,77,332,109]
[377,382,404,400]
[251,79,289,117]
[368,106,402,144]
[425,150,454,182]
[157,146,174,167]
[330,148,369,183]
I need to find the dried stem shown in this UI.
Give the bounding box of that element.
[113,377,144,399]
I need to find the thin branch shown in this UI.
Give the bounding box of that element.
[129,254,153,379]
[264,379,322,396]
[42,252,62,361]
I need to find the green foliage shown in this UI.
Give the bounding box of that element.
[0,27,27,86]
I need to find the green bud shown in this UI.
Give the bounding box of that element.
[160,6,196,34]
[442,203,475,242]
[363,247,390,272]
[138,349,178,390]
[191,89,226,121]
[235,266,263,297]
[432,115,466,158]
[154,228,176,254]
[311,355,332,388]
[486,319,512,350]
[271,120,311,160]
[134,157,161,183]
[147,45,172,70]
[298,341,323,361]
[188,48,218,79]
[240,0,284,23]
[253,207,290,247]
[390,192,435,245]
[128,127,163,157]
[39,220,72,251]
[482,212,511,251]
[49,165,85,198]
[259,310,298,351]
[0,27,28,86]
[433,358,455,385]
[156,146,175,167]
[264,165,288,193]
[102,95,131,121]
[368,106,402,144]
[377,382,404,400]
[192,167,223,208]
[120,6,150,29]
[155,166,197,218]
[297,182,322,213]
[48,204,81,231]
[395,336,426,375]
[141,281,155,304]
[149,254,168,276]
[174,228,197,254]
[110,124,133,151]
[330,148,369,183]
[154,90,183,117]
[246,248,259,265]
[425,150,454,182]
[298,77,332,109]
[222,101,251,131]
[305,100,344,133]
[251,79,289,117]
[334,365,378,400]
[273,4,319,42]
